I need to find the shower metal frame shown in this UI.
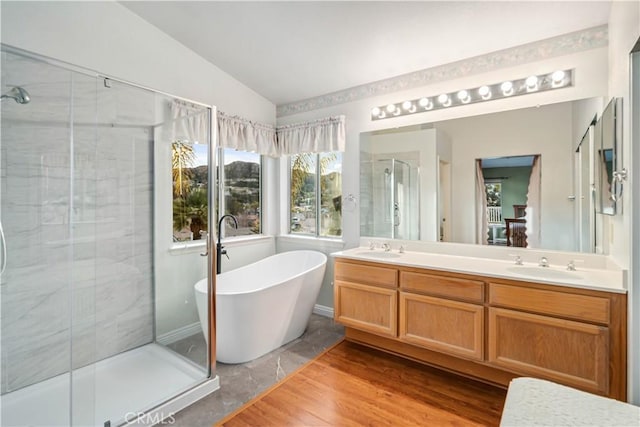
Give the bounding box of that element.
[0,43,218,424]
[376,157,420,240]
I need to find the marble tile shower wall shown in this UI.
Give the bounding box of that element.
[1,108,154,393]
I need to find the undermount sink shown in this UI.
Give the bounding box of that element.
[355,251,402,259]
[506,266,582,281]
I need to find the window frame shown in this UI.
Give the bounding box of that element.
[216,146,263,240]
[288,152,342,238]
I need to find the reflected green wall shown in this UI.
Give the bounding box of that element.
[483,166,532,218]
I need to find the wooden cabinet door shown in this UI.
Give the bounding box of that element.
[488,307,609,395]
[399,292,484,361]
[334,280,397,338]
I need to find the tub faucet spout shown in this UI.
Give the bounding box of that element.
[217,214,238,275]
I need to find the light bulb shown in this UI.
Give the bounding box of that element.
[386,104,396,113]
[551,70,565,83]
[418,97,433,110]
[525,75,538,91]
[501,81,514,96]
[478,85,492,100]
[371,107,381,117]
[457,89,470,103]
[402,101,412,111]
[438,93,451,106]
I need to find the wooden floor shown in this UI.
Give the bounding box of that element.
[217,340,507,426]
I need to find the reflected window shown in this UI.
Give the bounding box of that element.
[290,152,342,237]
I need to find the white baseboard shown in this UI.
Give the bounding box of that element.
[157,322,202,345]
[313,304,334,318]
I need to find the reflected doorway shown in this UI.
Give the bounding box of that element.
[477,155,537,247]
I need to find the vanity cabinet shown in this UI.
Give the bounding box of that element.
[334,261,398,338]
[487,282,613,395]
[334,258,627,400]
[488,307,609,394]
[398,271,484,361]
[399,292,484,360]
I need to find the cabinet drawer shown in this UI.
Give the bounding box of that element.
[400,271,484,303]
[335,261,397,288]
[488,307,609,395]
[399,292,484,361]
[489,283,610,324]
[334,280,397,338]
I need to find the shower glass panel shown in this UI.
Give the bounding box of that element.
[371,158,419,240]
[0,49,78,427]
[0,47,212,426]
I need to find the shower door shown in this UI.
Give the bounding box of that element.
[1,48,83,427]
[1,47,212,426]
[372,158,419,240]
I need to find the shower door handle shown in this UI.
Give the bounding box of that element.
[393,203,400,227]
[0,221,6,275]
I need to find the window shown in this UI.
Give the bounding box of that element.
[485,181,503,224]
[172,140,209,242]
[218,148,262,237]
[290,152,342,237]
[172,144,262,243]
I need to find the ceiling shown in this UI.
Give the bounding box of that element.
[122,1,611,106]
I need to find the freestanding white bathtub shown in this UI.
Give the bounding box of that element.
[194,250,327,364]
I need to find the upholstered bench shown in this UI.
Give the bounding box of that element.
[500,377,640,426]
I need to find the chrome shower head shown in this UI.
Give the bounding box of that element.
[1,86,31,104]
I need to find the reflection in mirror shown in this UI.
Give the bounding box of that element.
[477,155,536,248]
[596,98,621,215]
[576,121,597,252]
[360,128,451,242]
[360,98,608,253]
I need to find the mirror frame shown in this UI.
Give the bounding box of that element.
[596,97,622,216]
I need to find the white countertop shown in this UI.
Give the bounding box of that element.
[332,247,626,293]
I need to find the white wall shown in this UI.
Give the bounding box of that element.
[1,1,277,338]
[0,1,274,123]
[608,0,640,405]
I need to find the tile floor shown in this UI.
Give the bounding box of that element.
[168,314,345,426]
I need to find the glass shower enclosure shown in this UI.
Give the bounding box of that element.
[368,158,420,240]
[0,47,214,426]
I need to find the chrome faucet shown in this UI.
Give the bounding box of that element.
[382,242,391,252]
[508,254,523,265]
[539,256,549,268]
[216,214,238,275]
[567,260,576,271]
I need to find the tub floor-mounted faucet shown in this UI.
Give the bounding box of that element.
[217,214,238,275]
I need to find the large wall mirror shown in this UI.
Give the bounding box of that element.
[360,97,609,254]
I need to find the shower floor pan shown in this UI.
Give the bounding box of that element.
[1,343,209,426]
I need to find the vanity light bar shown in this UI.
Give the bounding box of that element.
[370,69,573,121]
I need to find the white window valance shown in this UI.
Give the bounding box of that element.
[217,111,345,157]
[217,111,278,156]
[171,100,209,144]
[276,115,346,155]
